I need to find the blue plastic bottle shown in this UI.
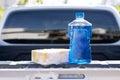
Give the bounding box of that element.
[68,12,92,64]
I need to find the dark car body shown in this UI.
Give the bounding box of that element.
[0,5,120,61]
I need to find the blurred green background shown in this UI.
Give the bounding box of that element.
[0,0,120,20]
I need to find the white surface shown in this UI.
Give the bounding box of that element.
[0,61,120,80]
[0,68,119,80]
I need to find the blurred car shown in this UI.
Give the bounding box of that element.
[0,5,120,61]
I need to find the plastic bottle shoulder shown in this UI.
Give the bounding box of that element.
[68,18,92,27]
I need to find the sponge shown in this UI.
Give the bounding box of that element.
[32,49,69,65]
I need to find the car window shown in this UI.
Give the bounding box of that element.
[2,9,120,44]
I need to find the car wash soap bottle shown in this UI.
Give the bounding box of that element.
[68,12,92,64]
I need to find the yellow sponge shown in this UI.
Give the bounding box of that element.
[32,49,69,65]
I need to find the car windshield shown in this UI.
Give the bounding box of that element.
[2,9,120,44]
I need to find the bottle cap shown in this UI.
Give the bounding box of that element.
[75,12,84,19]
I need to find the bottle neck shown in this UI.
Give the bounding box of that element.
[76,17,84,20]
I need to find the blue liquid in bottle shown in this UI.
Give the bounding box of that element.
[68,12,92,64]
